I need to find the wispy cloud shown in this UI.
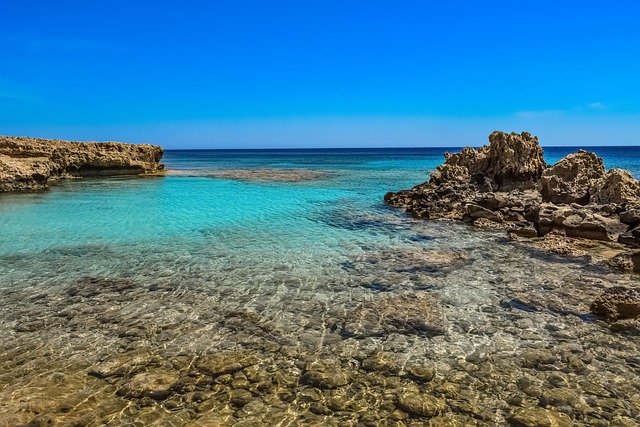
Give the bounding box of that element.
[515,110,566,119]
[586,102,607,110]
[515,102,609,118]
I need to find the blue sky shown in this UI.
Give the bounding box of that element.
[1,1,639,148]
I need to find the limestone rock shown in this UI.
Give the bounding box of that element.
[483,131,546,191]
[591,168,640,205]
[396,392,446,417]
[0,135,164,192]
[539,150,605,205]
[116,370,178,399]
[385,131,640,254]
[196,352,259,377]
[536,203,628,241]
[618,226,640,247]
[385,132,546,221]
[343,294,445,338]
[299,370,350,389]
[466,203,503,223]
[619,205,640,226]
[591,287,640,320]
[508,407,572,427]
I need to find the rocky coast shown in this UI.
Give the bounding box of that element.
[1,138,640,426]
[385,131,640,271]
[0,135,164,192]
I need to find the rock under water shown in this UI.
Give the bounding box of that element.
[0,135,164,191]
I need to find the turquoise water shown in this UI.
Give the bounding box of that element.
[1,146,640,426]
[0,149,445,287]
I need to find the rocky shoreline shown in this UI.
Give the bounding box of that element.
[385,131,640,271]
[385,131,640,334]
[0,135,164,192]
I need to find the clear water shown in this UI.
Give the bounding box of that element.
[1,147,639,426]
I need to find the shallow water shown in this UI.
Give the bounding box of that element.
[1,147,639,426]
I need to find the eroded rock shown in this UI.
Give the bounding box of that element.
[539,150,604,205]
[591,287,640,320]
[385,130,640,257]
[0,135,164,192]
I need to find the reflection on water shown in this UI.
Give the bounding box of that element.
[1,148,639,426]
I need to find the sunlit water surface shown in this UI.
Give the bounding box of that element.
[1,147,639,426]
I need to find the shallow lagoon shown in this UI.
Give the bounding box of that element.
[1,147,639,426]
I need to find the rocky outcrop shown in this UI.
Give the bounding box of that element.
[385,131,640,251]
[0,135,164,192]
[428,131,546,192]
[591,169,640,205]
[591,287,640,319]
[539,150,604,205]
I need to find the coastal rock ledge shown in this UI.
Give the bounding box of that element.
[384,131,640,249]
[0,135,164,191]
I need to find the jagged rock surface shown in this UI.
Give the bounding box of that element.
[539,150,605,205]
[0,135,164,192]
[591,287,640,319]
[385,130,640,250]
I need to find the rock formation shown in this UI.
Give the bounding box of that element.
[385,131,640,248]
[0,135,164,192]
[591,287,640,320]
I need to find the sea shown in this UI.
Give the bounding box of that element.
[0,146,639,426]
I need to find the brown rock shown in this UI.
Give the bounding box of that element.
[618,226,640,247]
[619,206,640,226]
[196,352,259,377]
[343,294,445,338]
[591,168,640,205]
[396,392,446,417]
[0,135,164,192]
[539,150,605,205]
[508,407,572,427]
[591,287,640,319]
[385,130,640,253]
[483,131,547,191]
[466,204,503,223]
[117,370,178,399]
[537,203,628,241]
[299,370,349,389]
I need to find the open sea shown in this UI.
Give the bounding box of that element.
[1,146,639,426]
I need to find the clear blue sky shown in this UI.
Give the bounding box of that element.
[1,1,639,148]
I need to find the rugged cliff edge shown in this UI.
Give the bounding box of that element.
[385,131,640,260]
[0,135,164,191]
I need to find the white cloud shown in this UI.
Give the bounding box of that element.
[586,102,607,110]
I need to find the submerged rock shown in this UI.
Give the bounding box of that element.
[116,370,178,399]
[396,391,447,417]
[205,168,330,183]
[343,294,445,337]
[508,407,572,427]
[196,352,259,377]
[0,135,164,192]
